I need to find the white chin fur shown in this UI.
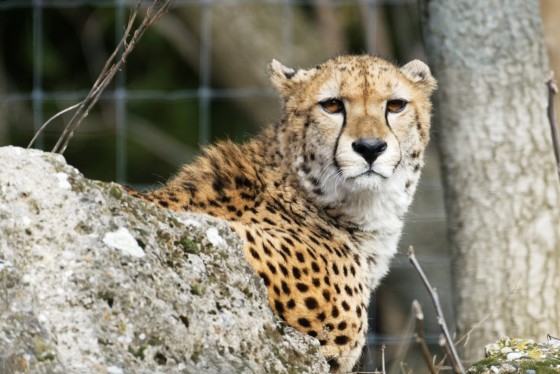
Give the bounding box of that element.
[371,163,395,178]
[347,165,394,179]
[348,175,385,192]
[341,162,396,186]
[319,166,386,202]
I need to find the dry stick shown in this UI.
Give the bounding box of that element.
[441,333,463,373]
[546,73,560,179]
[412,300,437,374]
[30,0,171,154]
[437,334,456,369]
[53,0,171,154]
[381,344,386,374]
[52,3,147,153]
[27,102,82,149]
[28,3,140,150]
[453,312,490,348]
[440,277,524,371]
[407,246,465,374]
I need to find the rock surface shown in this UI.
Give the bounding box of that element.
[0,146,328,373]
[468,337,560,373]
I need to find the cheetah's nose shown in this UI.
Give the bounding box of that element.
[352,138,387,165]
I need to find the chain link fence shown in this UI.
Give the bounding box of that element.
[0,0,452,371]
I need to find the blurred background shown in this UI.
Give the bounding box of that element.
[0,0,558,372]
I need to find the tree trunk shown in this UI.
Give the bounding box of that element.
[541,0,560,127]
[419,0,560,362]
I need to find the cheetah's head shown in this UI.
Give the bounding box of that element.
[269,55,436,210]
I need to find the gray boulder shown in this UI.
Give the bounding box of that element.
[0,146,328,374]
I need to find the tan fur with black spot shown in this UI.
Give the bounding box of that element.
[127,55,436,373]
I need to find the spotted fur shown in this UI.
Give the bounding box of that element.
[127,55,436,373]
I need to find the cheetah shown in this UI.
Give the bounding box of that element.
[127,55,436,372]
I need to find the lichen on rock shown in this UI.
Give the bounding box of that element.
[0,146,328,373]
[468,337,560,373]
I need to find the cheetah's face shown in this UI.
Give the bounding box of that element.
[269,55,436,198]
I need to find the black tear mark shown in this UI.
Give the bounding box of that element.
[332,107,347,171]
[384,109,403,171]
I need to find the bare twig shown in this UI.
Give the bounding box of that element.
[27,102,81,149]
[399,362,412,374]
[546,72,560,179]
[453,276,522,354]
[436,335,466,373]
[381,344,386,374]
[28,0,172,153]
[453,312,490,348]
[408,246,465,374]
[386,307,415,374]
[412,300,437,374]
[438,334,456,367]
[29,3,139,150]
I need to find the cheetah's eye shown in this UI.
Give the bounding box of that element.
[320,98,344,114]
[386,99,407,114]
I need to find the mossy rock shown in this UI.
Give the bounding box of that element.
[468,337,560,373]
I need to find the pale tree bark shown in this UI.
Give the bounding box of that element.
[541,0,560,127]
[419,0,560,362]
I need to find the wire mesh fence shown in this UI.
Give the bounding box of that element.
[0,0,452,371]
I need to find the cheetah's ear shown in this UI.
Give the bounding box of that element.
[267,59,316,98]
[401,60,437,94]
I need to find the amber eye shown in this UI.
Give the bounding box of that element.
[386,99,407,114]
[320,98,344,114]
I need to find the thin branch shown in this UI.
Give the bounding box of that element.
[27,102,81,149]
[453,312,490,348]
[412,300,437,374]
[53,1,172,154]
[28,0,172,153]
[408,246,465,374]
[29,3,139,151]
[453,276,523,354]
[438,334,456,368]
[381,344,386,374]
[546,72,560,179]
